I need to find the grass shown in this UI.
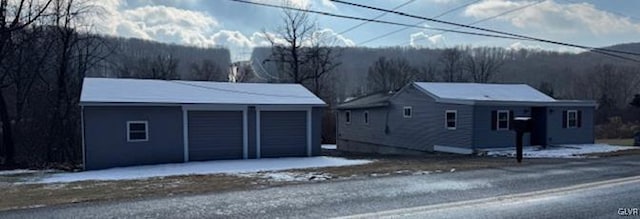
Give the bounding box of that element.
[596,138,636,146]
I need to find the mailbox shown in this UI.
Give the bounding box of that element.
[513,117,532,163]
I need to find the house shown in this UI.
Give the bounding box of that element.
[80,78,325,170]
[336,82,596,155]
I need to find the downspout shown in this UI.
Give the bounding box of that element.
[80,105,86,170]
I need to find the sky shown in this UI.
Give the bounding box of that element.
[90,0,640,61]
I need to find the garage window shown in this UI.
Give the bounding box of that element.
[127,121,148,142]
[445,110,457,130]
[567,110,578,128]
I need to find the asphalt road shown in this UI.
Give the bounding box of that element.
[2,155,640,219]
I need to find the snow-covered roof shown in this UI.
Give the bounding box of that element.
[413,82,556,103]
[80,78,326,105]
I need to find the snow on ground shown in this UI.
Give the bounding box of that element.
[321,144,337,150]
[36,156,371,184]
[238,172,334,182]
[0,169,41,176]
[485,144,637,158]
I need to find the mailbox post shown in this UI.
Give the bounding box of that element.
[513,117,532,163]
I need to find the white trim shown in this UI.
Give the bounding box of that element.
[256,109,261,159]
[345,110,352,124]
[255,105,312,111]
[243,108,248,159]
[81,106,86,170]
[445,110,457,130]
[403,106,412,118]
[182,104,247,111]
[497,110,510,131]
[363,111,369,125]
[182,109,189,162]
[307,107,312,157]
[567,110,578,128]
[126,121,149,142]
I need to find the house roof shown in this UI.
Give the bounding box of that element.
[336,92,393,109]
[80,78,326,106]
[413,82,556,103]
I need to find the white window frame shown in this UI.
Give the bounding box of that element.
[567,110,578,128]
[403,106,412,118]
[363,111,369,125]
[497,110,510,131]
[345,110,352,124]
[445,110,457,130]
[127,121,148,142]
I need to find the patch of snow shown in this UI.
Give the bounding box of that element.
[485,144,637,158]
[321,144,337,150]
[36,156,372,184]
[239,172,333,182]
[0,169,40,176]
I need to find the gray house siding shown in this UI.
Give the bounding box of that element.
[546,106,594,144]
[83,106,184,170]
[472,106,531,148]
[339,85,473,152]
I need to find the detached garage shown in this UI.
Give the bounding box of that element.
[80,78,325,170]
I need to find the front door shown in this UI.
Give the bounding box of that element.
[530,107,547,146]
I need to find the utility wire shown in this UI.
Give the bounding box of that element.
[358,0,482,46]
[337,0,416,36]
[330,0,640,62]
[228,0,529,42]
[408,0,544,46]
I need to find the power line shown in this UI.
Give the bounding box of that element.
[330,0,640,62]
[358,0,482,46]
[408,0,544,46]
[337,0,416,36]
[228,0,529,42]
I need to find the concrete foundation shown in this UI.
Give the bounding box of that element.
[337,139,432,156]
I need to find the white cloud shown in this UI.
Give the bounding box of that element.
[410,32,446,48]
[463,0,640,35]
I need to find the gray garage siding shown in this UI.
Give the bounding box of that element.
[311,107,323,156]
[188,111,243,161]
[338,85,473,151]
[546,106,594,144]
[83,106,184,170]
[260,111,307,157]
[473,106,532,148]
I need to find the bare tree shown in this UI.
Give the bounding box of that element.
[439,47,465,82]
[0,0,53,166]
[230,61,255,83]
[264,3,341,94]
[464,47,505,83]
[367,56,418,93]
[188,59,226,81]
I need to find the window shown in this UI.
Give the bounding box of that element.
[497,110,510,130]
[567,110,578,128]
[445,110,457,130]
[403,106,412,118]
[127,121,148,142]
[345,111,351,124]
[363,111,369,125]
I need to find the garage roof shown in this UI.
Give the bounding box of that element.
[80,78,326,106]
